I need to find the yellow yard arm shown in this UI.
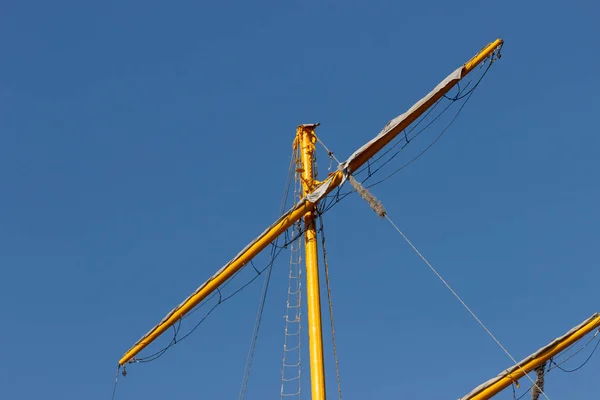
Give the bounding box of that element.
[118,38,504,366]
[460,313,600,400]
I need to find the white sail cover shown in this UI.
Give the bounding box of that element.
[338,66,464,176]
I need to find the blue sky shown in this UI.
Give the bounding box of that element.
[1,1,599,399]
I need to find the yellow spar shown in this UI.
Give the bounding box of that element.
[118,38,504,367]
[461,313,600,400]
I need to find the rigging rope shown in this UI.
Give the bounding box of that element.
[318,213,343,400]
[344,164,552,400]
[383,214,551,400]
[110,365,121,400]
[239,150,297,400]
[238,244,278,400]
[316,135,341,165]
[550,330,600,373]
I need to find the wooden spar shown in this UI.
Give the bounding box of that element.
[118,38,504,367]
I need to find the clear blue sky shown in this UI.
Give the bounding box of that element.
[1,1,599,399]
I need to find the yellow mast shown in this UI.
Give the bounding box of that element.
[118,38,504,368]
[296,124,327,400]
[461,313,600,400]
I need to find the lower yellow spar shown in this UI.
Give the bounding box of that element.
[461,313,600,400]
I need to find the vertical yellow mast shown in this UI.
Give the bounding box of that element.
[297,124,327,400]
